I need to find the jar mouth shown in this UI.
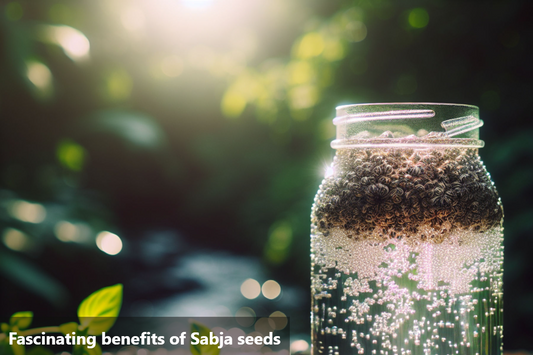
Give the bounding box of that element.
[332,102,484,148]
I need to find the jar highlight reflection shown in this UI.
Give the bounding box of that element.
[310,103,503,355]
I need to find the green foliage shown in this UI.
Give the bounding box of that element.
[0,312,33,355]
[190,321,220,355]
[0,285,122,355]
[9,312,33,330]
[78,284,122,335]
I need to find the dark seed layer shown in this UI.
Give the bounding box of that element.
[313,147,503,241]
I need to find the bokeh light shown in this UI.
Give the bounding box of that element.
[26,61,53,98]
[104,69,133,102]
[240,278,261,299]
[96,231,123,255]
[54,221,78,242]
[54,221,91,243]
[39,25,90,61]
[54,26,90,60]
[290,340,309,353]
[269,311,288,330]
[2,228,31,252]
[294,32,324,59]
[221,91,247,118]
[408,8,429,29]
[235,307,256,327]
[56,140,86,171]
[8,200,47,224]
[264,221,292,265]
[346,21,367,42]
[26,62,51,89]
[261,280,281,300]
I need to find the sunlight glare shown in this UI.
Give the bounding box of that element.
[121,7,145,31]
[325,165,335,178]
[181,0,214,9]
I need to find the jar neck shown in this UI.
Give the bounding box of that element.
[331,103,484,149]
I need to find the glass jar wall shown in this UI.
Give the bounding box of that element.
[311,103,503,355]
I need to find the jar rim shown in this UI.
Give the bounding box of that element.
[335,102,478,112]
[332,102,484,148]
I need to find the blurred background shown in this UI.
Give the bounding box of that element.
[0,0,532,351]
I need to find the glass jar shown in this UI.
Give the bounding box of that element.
[311,103,503,355]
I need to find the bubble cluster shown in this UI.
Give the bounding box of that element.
[310,227,503,355]
[313,146,503,242]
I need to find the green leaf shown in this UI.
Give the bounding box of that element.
[77,284,122,335]
[1,323,9,332]
[59,322,79,335]
[190,320,220,355]
[9,312,33,330]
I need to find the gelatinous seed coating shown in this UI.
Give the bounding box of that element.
[313,147,503,241]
